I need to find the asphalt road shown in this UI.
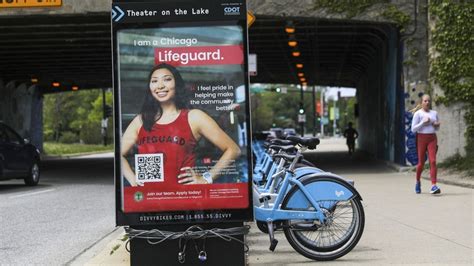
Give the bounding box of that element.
[0,154,115,265]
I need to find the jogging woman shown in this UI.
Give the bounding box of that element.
[411,94,441,194]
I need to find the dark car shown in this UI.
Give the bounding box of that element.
[0,122,41,186]
[269,127,285,139]
[284,128,297,137]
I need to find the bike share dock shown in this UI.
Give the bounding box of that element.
[75,138,472,265]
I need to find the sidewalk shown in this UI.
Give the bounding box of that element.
[69,140,473,265]
[70,173,472,266]
[385,160,474,188]
[69,227,129,266]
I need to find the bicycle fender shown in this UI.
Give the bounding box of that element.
[284,173,362,209]
[298,172,358,193]
[294,166,324,177]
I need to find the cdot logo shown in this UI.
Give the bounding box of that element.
[224,6,240,15]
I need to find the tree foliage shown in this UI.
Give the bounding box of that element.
[43,89,113,144]
[430,0,474,153]
[251,89,357,135]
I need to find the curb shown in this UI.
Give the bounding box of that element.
[421,176,474,189]
[382,160,415,173]
[42,152,114,161]
[67,227,125,266]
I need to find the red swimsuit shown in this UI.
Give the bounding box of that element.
[137,109,197,186]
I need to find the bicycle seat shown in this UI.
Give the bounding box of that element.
[273,153,302,163]
[286,136,320,149]
[269,145,297,153]
[270,139,294,146]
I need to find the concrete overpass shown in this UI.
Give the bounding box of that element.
[0,0,466,165]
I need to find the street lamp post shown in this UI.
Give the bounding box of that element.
[102,88,107,146]
[299,85,304,136]
[320,88,324,136]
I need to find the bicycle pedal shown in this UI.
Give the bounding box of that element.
[269,239,278,252]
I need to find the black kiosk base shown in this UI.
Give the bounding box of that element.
[130,222,246,266]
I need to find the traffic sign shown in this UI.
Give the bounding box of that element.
[298,114,306,123]
[0,0,62,8]
[321,117,329,125]
[247,11,255,28]
[249,53,257,76]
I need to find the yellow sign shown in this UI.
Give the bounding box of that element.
[247,11,255,28]
[0,0,62,8]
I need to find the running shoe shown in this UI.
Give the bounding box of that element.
[415,182,421,194]
[430,185,441,194]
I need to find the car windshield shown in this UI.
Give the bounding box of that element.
[0,124,23,144]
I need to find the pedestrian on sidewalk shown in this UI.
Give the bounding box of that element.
[343,122,358,155]
[410,94,441,194]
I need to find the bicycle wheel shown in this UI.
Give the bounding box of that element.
[281,177,365,261]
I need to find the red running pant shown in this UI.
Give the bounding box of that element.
[416,133,437,184]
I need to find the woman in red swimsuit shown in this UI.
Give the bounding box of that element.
[121,63,241,187]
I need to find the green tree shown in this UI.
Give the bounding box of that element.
[43,89,113,144]
[43,92,83,141]
[251,92,274,131]
[251,87,357,136]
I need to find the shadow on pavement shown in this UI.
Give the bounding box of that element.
[40,157,114,185]
[303,150,393,176]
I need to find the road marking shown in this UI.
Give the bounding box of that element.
[9,189,56,199]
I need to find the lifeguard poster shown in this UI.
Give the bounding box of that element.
[112,0,252,225]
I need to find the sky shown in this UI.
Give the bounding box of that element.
[323,86,357,101]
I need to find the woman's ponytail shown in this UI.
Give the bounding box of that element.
[409,103,422,114]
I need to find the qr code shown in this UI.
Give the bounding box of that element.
[135,153,164,183]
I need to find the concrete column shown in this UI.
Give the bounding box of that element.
[0,79,43,152]
[427,1,467,161]
[402,0,432,166]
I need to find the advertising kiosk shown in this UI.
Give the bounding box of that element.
[112,0,252,264]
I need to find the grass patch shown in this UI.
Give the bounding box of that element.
[438,153,474,177]
[44,142,113,156]
[110,244,121,255]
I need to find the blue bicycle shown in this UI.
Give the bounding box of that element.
[252,136,365,261]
